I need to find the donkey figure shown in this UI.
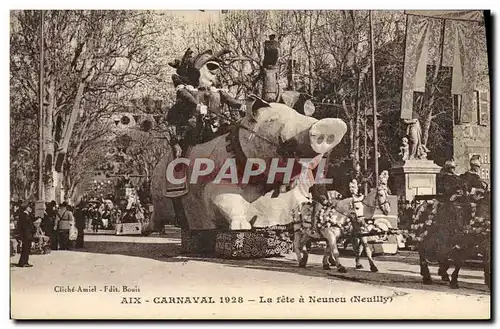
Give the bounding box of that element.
[292,185,390,273]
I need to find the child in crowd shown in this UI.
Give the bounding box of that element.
[33,217,50,252]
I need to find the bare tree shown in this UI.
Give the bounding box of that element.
[10,10,172,202]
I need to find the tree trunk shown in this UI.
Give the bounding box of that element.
[48,60,92,202]
[60,64,91,153]
[422,94,435,146]
[422,75,438,146]
[43,78,56,202]
[340,96,354,154]
[68,178,80,203]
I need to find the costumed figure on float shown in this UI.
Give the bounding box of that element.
[166,48,245,159]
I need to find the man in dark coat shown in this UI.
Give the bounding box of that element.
[436,160,462,199]
[43,201,57,250]
[17,203,34,267]
[309,183,328,231]
[460,155,489,194]
[74,204,86,248]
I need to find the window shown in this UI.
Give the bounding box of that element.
[475,91,481,125]
[453,94,461,125]
[479,91,490,126]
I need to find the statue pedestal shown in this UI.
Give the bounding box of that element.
[390,160,442,202]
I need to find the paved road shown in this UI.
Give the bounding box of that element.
[10,231,490,320]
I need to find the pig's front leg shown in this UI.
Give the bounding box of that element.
[212,193,255,230]
[206,184,258,230]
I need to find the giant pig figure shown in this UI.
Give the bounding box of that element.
[149,95,347,232]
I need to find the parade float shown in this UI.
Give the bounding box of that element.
[148,35,345,259]
[149,34,403,259]
[114,187,144,236]
[106,173,152,236]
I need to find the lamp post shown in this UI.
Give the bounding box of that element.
[369,10,379,191]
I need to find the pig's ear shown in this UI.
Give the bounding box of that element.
[247,94,271,118]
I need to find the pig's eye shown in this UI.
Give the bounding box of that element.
[206,62,220,71]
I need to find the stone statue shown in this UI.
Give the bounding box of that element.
[417,144,430,160]
[404,118,429,160]
[379,170,389,188]
[377,170,391,214]
[399,137,409,161]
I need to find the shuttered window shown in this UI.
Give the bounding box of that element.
[478,90,490,126]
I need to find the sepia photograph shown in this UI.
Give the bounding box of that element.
[8,8,492,320]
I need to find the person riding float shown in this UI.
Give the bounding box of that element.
[460,155,489,197]
[166,48,244,158]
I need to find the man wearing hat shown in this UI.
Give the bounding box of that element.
[17,203,34,267]
[437,159,462,199]
[460,155,489,195]
[44,200,58,250]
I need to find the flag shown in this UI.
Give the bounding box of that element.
[401,15,431,119]
[401,10,484,123]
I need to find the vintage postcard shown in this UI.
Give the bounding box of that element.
[9,9,491,320]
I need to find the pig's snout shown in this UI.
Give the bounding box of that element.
[309,118,348,154]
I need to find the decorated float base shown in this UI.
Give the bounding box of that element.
[181,228,293,259]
